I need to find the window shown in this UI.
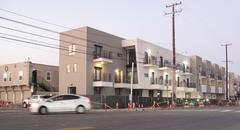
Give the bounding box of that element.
[53,95,64,101]
[144,51,148,64]
[187,78,190,87]
[68,87,76,94]
[126,67,138,84]
[9,72,12,81]
[177,77,180,87]
[94,45,102,58]
[159,56,163,67]
[19,71,23,81]
[67,65,70,73]
[68,44,76,55]
[63,95,79,100]
[149,90,154,97]
[144,73,149,77]
[151,72,155,84]
[94,67,102,81]
[3,72,7,82]
[73,64,77,72]
[46,71,51,81]
[165,74,168,85]
[133,89,142,96]
[126,49,136,65]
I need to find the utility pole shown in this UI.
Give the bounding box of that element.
[221,43,232,100]
[130,62,134,105]
[165,1,182,105]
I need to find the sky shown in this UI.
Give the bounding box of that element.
[0,0,239,74]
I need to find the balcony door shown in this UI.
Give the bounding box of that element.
[94,67,102,81]
[115,69,123,83]
[94,45,102,58]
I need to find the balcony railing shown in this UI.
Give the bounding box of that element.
[183,67,191,73]
[189,82,197,88]
[176,64,183,71]
[143,57,158,65]
[93,50,112,59]
[201,71,207,76]
[93,73,112,82]
[150,78,171,86]
[210,73,215,79]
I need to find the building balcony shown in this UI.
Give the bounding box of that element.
[143,58,158,67]
[93,73,113,87]
[182,68,192,76]
[210,86,216,93]
[186,88,197,92]
[201,85,207,93]
[93,50,113,63]
[176,87,185,91]
[218,87,223,94]
[114,82,131,89]
[93,81,113,87]
[199,71,207,79]
[158,64,172,71]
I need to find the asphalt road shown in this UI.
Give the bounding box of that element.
[1,107,240,130]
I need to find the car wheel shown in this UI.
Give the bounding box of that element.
[39,106,48,115]
[76,106,85,114]
[23,102,27,108]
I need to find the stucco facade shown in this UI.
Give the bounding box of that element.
[0,61,59,104]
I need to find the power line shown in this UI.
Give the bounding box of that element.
[0,35,146,65]
[0,8,125,41]
[0,25,186,65]
[0,16,124,52]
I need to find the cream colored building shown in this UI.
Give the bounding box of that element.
[59,26,239,100]
[0,61,59,104]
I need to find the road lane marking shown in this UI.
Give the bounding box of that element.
[58,127,95,130]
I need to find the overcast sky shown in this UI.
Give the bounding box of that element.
[0,0,239,74]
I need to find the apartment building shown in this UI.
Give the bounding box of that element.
[190,56,225,100]
[228,73,240,99]
[59,27,199,99]
[0,61,59,104]
[121,39,198,98]
[59,26,240,100]
[59,27,126,96]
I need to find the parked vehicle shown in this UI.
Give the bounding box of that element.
[30,94,91,115]
[22,95,51,108]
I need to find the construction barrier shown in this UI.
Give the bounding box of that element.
[0,101,14,108]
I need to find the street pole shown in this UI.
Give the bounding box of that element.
[130,62,134,105]
[221,43,232,100]
[166,1,182,105]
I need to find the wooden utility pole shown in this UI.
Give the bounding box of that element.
[166,1,182,105]
[221,43,232,100]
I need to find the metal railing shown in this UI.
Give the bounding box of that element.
[150,78,171,86]
[143,57,158,65]
[93,50,112,59]
[93,73,112,82]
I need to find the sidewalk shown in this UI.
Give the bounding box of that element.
[0,105,238,113]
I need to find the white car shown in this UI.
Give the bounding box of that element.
[30,94,91,114]
[23,95,51,108]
